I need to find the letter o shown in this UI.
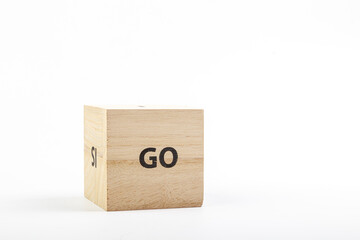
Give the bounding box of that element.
[159,147,178,168]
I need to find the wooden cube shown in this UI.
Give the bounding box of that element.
[84,105,204,211]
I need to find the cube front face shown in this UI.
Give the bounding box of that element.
[84,106,203,211]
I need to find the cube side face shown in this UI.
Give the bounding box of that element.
[106,109,204,211]
[84,106,107,210]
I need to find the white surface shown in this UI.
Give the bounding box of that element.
[1,0,360,239]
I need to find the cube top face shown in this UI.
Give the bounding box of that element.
[84,105,204,211]
[89,105,200,110]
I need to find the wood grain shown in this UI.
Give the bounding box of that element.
[84,105,204,211]
[84,106,107,210]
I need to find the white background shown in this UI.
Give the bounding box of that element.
[1,0,360,239]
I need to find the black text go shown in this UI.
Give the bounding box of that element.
[139,147,178,168]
